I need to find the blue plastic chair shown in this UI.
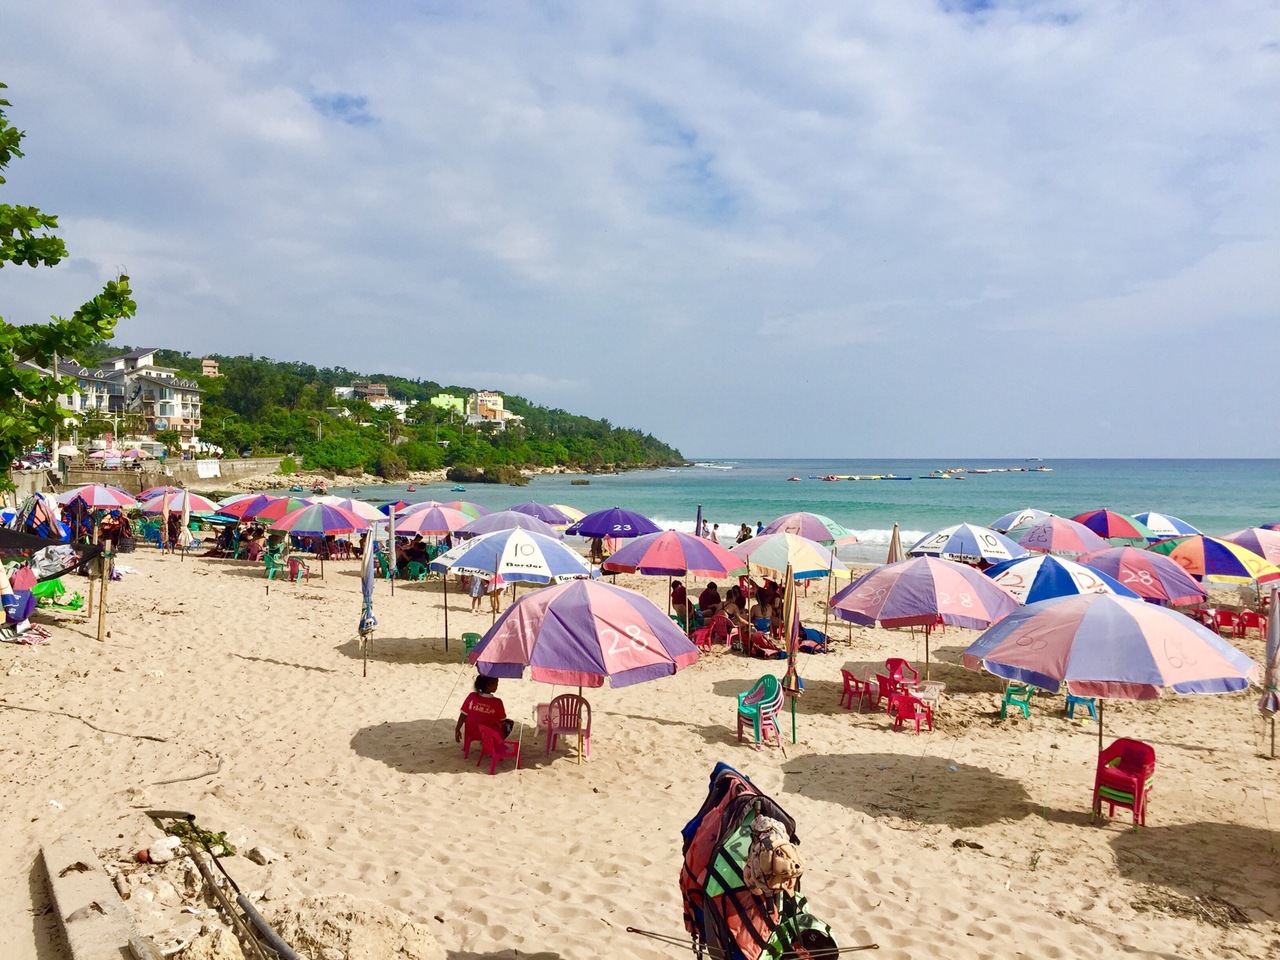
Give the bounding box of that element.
[1065,693,1098,720]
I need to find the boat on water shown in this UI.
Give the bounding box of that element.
[406,484,416,492]
[920,472,966,480]
[1034,465,1053,472]
[451,485,467,492]
[289,485,303,492]
[571,479,591,485]
[312,483,329,495]
[692,462,733,470]
[786,476,802,482]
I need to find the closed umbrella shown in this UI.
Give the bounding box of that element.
[962,593,1259,750]
[358,530,378,677]
[1261,586,1279,757]
[177,486,193,558]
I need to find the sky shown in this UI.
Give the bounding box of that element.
[2,1,1278,458]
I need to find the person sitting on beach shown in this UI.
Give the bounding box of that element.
[454,674,515,742]
[748,596,783,638]
[698,581,722,615]
[736,523,752,544]
[406,535,428,565]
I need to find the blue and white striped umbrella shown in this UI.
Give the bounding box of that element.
[908,523,1028,565]
[985,554,1141,605]
[430,528,595,584]
[1133,511,1201,540]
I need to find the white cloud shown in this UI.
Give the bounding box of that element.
[2,0,1278,455]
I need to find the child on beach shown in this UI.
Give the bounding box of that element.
[455,674,514,741]
[469,574,486,612]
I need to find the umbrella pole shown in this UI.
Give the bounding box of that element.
[1271,718,1274,760]
[96,545,111,643]
[925,624,931,680]
[443,574,449,652]
[577,684,584,766]
[822,555,833,646]
[1098,698,1104,752]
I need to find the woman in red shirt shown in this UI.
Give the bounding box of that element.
[455,674,514,740]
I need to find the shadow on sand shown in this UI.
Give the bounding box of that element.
[335,635,464,667]
[782,752,1034,827]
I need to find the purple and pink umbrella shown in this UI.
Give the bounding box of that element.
[828,557,1021,675]
[56,484,137,510]
[1221,528,1280,567]
[602,530,746,579]
[509,501,576,526]
[140,490,220,514]
[1077,546,1207,606]
[458,510,564,540]
[962,593,1259,746]
[469,578,699,689]
[1017,517,1109,557]
[393,505,471,537]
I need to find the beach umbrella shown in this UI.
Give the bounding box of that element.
[565,507,662,540]
[444,500,490,519]
[458,510,564,540]
[908,523,1028,565]
[397,499,449,516]
[829,557,1021,676]
[1070,509,1154,543]
[216,492,259,510]
[245,496,313,523]
[1077,546,1207,606]
[1148,535,1280,583]
[1221,528,1280,567]
[329,498,386,523]
[268,503,371,578]
[87,450,122,460]
[358,530,378,677]
[1017,517,1109,557]
[550,504,587,524]
[962,593,1259,749]
[728,532,850,581]
[378,500,411,516]
[886,522,903,564]
[394,505,471,537]
[138,485,184,501]
[509,501,576,526]
[984,554,1140,604]
[471,578,699,687]
[1133,511,1201,540]
[56,484,136,510]
[217,493,278,520]
[122,448,152,460]
[1261,586,1279,757]
[430,528,594,584]
[602,531,746,579]
[990,508,1053,534]
[761,512,858,546]
[140,491,220,515]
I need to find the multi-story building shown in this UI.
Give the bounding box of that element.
[464,391,523,431]
[97,348,203,441]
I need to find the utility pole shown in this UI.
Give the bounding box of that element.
[308,417,323,441]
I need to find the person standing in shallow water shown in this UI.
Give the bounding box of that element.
[710,524,720,545]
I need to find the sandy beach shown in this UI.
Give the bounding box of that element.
[2,547,1278,960]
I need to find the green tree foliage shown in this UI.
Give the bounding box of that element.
[1,84,135,485]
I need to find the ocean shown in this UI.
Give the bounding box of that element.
[333,459,1280,565]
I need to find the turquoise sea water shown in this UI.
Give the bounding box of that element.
[332,459,1280,564]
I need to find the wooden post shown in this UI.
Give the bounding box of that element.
[96,547,112,642]
[443,574,450,651]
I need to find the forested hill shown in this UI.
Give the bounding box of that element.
[83,344,684,479]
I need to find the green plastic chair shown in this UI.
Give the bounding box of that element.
[1000,682,1036,719]
[374,551,393,580]
[407,561,428,582]
[461,632,483,663]
[264,547,286,580]
[736,675,783,748]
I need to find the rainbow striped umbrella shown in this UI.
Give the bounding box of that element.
[1149,535,1280,583]
[1221,528,1280,567]
[1070,509,1153,542]
[245,496,313,523]
[268,503,370,537]
[444,500,490,519]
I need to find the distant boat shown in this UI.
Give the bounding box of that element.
[290,485,303,492]
[786,476,802,482]
[451,485,467,492]
[406,484,416,492]
[1026,457,1043,462]
[693,462,733,470]
[571,479,591,485]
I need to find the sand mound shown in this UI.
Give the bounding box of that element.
[267,895,445,960]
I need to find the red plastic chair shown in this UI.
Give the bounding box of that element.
[477,726,521,774]
[1093,738,1155,826]
[1237,610,1267,638]
[1212,610,1240,637]
[873,674,897,712]
[692,613,735,651]
[287,557,311,582]
[839,669,874,711]
[460,714,485,760]
[885,657,920,688]
[890,695,933,734]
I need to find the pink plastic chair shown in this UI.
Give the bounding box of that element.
[477,726,520,774]
[1093,738,1155,826]
[1237,610,1267,638]
[460,714,484,760]
[890,695,934,734]
[287,557,311,582]
[839,669,874,711]
[541,693,592,759]
[885,657,919,688]
[1212,610,1240,637]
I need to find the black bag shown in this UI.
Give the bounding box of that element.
[116,536,137,553]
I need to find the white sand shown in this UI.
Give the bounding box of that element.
[2,549,1278,959]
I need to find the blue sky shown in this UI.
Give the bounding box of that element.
[3,1,1278,457]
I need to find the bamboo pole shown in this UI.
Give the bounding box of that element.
[95,546,111,642]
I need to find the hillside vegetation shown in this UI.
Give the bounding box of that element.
[81,345,684,481]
